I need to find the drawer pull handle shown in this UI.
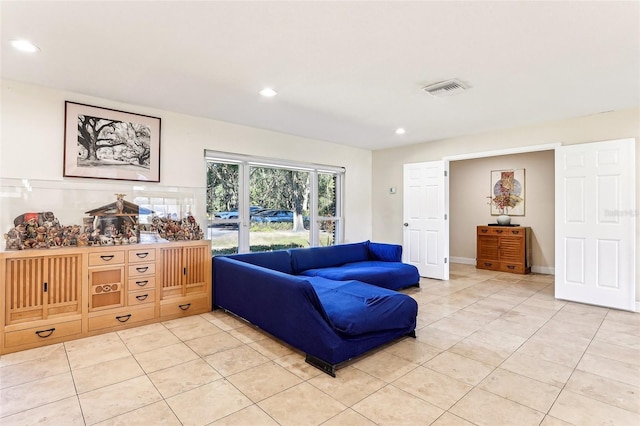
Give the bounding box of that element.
[136,294,148,301]
[481,229,488,233]
[484,262,492,267]
[135,280,148,287]
[116,314,132,323]
[178,303,191,311]
[496,230,503,233]
[507,265,516,270]
[511,230,520,234]
[135,252,149,258]
[35,328,55,338]
[100,255,115,261]
[136,267,149,273]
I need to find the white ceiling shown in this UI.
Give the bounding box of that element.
[2,1,639,151]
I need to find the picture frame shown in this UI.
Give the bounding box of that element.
[64,101,161,182]
[490,169,525,216]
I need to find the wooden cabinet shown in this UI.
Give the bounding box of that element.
[476,226,531,274]
[0,240,211,354]
[159,242,211,319]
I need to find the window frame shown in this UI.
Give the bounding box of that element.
[205,150,344,253]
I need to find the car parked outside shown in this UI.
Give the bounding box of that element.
[251,209,294,223]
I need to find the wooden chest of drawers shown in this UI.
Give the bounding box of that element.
[476,226,531,274]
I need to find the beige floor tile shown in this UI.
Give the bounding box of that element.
[227,361,303,402]
[393,365,473,410]
[431,412,475,426]
[273,353,323,380]
[539,415,576,426]
[147,358,222,398]
[119,328,181,354]
[478,368,561,412]
[416,326,465,350]
[576,353,640,387]
[0,372,76,417]
[72,355,144,394]
[0,344,69,389]
[211,405,279,426]
[430,316,484,337]
[167,319,224,341]
[549,390,640,426]
[115,322,166,339]
[166,379,253,425]
[531,325,592,351]
[352,384,443,425]
[516,339,585,368]
[93,400,181,426]
[500,352,573,387]
[425,351,494,386]
[78,375,162,425]
[258,382,346,426]
[322,408,377,425]
[184,331,244,357]
[162,314,210,329]
[448,308,502,324]
[449,337,513,367]
[482,316,542,339]
[598,317,639,335]
[204,345,270,376]
[308,365,386,406]
[605,309,640,326]
[510,302,560,319]
[554,308,608,326]
[64,332,130,370]
[587,338,640,366]
[0,395,84,426]
[450,388,545,426]
[0,343,64,368]
[134,342,199,373]
[205,310,249,331]
[565,369,640,414]
[466,328,527,352]
[352,349,419,382]
[382,337,442,364]
[594,327,640,350]
[541,318,600,340]
[228,324,271,344]
[248,336,295,359]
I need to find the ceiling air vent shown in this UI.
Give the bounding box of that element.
[422,79,468,97]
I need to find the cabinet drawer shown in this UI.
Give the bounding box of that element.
[128,263,156,277]
[500,263,526,274]
[89,251,125,266]
[128,290,156,306]
[478,226,525,237]
[476,260,499,270]
[128,276,157,291]
[5,320,82,348]
[88,306,155,331]
[160,295,210,318]
[128,249,156,263]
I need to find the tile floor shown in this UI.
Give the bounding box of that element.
[1,264,639,425]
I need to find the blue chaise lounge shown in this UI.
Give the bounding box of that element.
[212,241,419,376]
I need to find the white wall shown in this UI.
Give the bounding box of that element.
[0,80,373,243]
[372,107,640,300]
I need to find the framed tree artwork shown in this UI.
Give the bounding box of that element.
[63,101,161,182]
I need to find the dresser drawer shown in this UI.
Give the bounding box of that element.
[89,251,125,266]
[128,263,156,278]
[5,320,82,348]
[500,263,526,274]
[128,276,157,291]
[128,248,156,263]
[127,290,156,306]
[478,226,525,237]
[88,306,155,331]
[160,295,210,318]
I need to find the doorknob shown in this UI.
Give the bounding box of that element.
[403,223,409,227]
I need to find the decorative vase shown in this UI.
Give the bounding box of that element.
[496,214,511,225]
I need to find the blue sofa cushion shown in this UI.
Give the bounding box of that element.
[299,261,419,290]
[290,241,370,274]
[307,277,417,336]
[368,242,402,262]
[226,250,293,274]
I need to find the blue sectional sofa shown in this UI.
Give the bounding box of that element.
[212,241,420,376]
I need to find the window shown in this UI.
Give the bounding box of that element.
[205,151,343,255]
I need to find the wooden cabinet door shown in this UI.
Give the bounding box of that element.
[160,245,209,299]
[5,254,82,325]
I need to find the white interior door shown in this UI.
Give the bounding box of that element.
[403,161,449,280]
[555,138,636,311]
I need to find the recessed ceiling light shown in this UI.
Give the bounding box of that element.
[10,39,40,53]
[395,128,406,135]
[259,87,277,97]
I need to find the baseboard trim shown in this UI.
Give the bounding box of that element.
[450,257,555,275]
